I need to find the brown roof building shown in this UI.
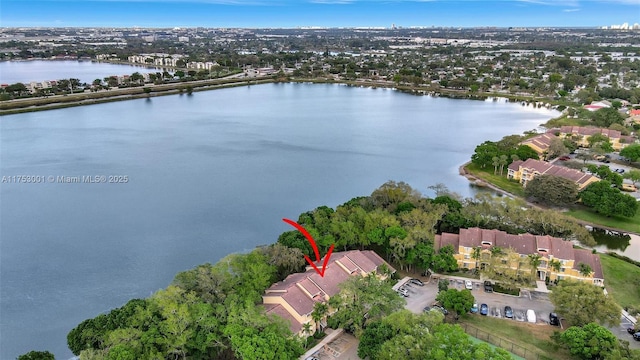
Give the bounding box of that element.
[434,228,604,286]
[507,158,599,190]
[262,250,393,335]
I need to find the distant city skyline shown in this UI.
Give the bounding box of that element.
[1,0,639,28]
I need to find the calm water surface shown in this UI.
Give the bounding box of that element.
[0,60,160,84]
[2,83,562,358]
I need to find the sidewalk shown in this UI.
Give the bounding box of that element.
[300,328,344,360]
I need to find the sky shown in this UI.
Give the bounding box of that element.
[1,0,639,28]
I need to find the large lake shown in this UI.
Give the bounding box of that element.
[2,83,563,358]
[0,60,159,84]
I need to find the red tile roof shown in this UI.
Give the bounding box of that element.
[264,304,303,334]
[573,248,604,279]
[517,158,598,187]
[521,133,557,154]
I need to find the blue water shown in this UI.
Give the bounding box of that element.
[0,83,559,358]
[0,60,160,84]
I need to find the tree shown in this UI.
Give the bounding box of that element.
[435,289,475,318]
[581,181,638,218]
[560,323,619,360]
[492,156,500,175]
[591,107,624,127]
[17,351,55,360]
[302,322,312,348]
[432,245,458,273]
[524,174,579,206]
[328,274,404,337]
[438,279,449,292]
[311,302,328,334]
[549,280,621,327]
[498,154,509,175]
[471,247,482,272]
[471,141,500,168]
[578,262,593,277]
[357,321,396,359]
[547,137,569,159]
[620,144,640,162]
[624,169,640,186]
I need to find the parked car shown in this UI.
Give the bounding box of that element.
[504,306,513,319]
[550,313,560,326]
[622,183,637,192]
[471,303,478,314]
[432,305,449,315]
[480,304,488,316]
[423,306,432,312]
[526,309,537,323]
[398,288,409,297]
[634,332,640,341]
[558,155,570,161]
[615,168,625,174]
[465,280,473,290]
[484,281,493,293]
[410,278,424,286]
[627,327,639,335]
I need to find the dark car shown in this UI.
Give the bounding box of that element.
[480,304,488,316]
[550,313,560,326]
[634,332,640,341]
[628,327,639,335]
[432,305,449,315]
[558,155,570,161]
[484,281,493,293]
[410,278,424,286]
[423,306,432,312]
[504,306,513,319]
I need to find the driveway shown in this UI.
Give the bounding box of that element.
[611,315,640,350]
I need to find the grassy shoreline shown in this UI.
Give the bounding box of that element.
[462,163,640,235]
[599,253,640,310]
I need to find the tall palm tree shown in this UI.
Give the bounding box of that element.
[471,247,482,273]
[311,302,329,334]
[492,156,500,175]
[528,254,542,280]
[498,154,509,176]
[302,322,312,348]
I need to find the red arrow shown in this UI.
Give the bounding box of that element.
[282,218,335,277]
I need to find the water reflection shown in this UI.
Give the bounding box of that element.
[592,228,631,252]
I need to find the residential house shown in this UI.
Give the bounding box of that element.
[554,126,637,151]
[262,250,393,336]
[521,132,557,157]
[629,109,640,125]
[507,158,599,190]
[434,228,604,286]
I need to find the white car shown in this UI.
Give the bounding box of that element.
[526,309,537,323]
[465,280,473,290]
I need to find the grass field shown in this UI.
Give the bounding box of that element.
[565,207,640,234]
[599,253,640,309]
[464,163,526,197]
[467,335,525,360]
[459,315,572,360]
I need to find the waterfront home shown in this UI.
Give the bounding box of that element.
[262,250,393,336]
[434,228,604,286]
[507,158,599,190]
[554,126,637,151]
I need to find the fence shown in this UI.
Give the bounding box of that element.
[461,323,550,360]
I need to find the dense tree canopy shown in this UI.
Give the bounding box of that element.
[17,351,55,360]
[620,144,640,162]
[435,289,475,318]
[590,107,625,127]
[560,323,619,360]
[524,174,579,206]
[580,180,638,218]
[549,280,621,327]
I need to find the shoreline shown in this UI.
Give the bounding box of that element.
[459,161,640,237]
[1,73,558,116]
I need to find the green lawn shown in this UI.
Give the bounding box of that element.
[459,315,572,360]
[599,253,640,310]
[565,207,640,234]
[467,335,525,360]
[464,163,526,197]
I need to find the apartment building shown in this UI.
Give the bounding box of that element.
[434,228,604,286]
[262,250,393,336]
[507,158,599,190]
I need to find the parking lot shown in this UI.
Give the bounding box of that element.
[401,276,556,325]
